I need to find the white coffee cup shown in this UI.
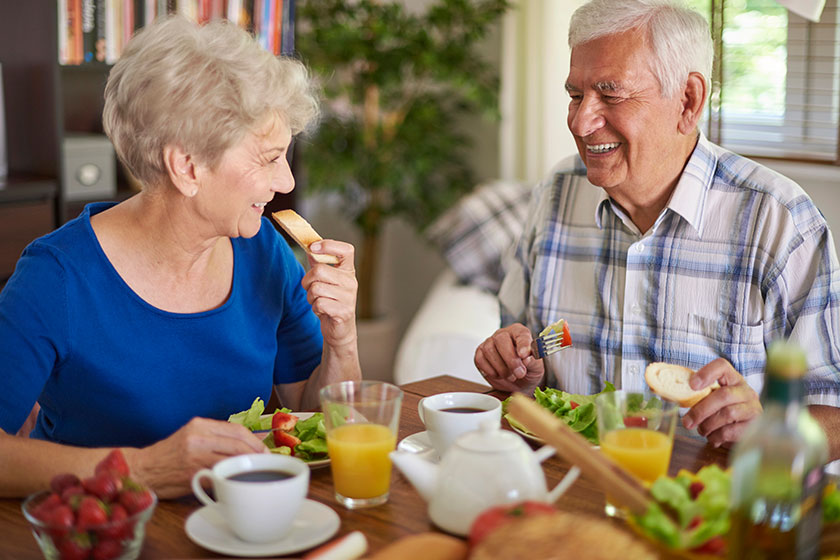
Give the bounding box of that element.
[191,453,309,543]
[418,392,502,457]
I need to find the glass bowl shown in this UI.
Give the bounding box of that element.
[21,487,157,560]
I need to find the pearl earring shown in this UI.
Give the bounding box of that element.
[191,188,198,197]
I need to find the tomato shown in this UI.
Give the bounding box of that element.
[690,535,727,556]
[623,416,648,428]
[468,501,556,548]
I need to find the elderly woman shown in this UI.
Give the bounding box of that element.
[0,16,361,498]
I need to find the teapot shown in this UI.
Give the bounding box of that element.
[389,421,580,536]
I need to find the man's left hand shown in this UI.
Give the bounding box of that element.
[681,358,762,448]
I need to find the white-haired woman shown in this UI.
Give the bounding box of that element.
[0,16,361,498]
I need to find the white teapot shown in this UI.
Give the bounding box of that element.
[389,421,580,536]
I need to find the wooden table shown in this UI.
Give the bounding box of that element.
[0,376,728,559]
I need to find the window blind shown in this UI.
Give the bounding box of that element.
[690,0,840,163]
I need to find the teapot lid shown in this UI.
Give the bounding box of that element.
[454,420,525,453]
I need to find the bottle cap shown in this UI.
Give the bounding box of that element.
[766,340,808,380]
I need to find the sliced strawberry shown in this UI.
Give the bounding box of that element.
[687,515,703,530]
[50,473,81,495]
[689,481,705,500]
[559,320,572,347]
[94,449,130,478]
[76,496,108,531]
[274,430,302,449]
[623,416,648,428]
[570,401,580,409]
[271,411,298,432]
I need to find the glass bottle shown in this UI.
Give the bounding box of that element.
[728,340,829,559]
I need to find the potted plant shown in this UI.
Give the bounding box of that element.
[296,0,510,320]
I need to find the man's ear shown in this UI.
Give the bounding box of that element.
[162,145,199,197]
[678,72,707,135]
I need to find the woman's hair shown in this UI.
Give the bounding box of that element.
[103,15,320,187]
[568,0,713,98]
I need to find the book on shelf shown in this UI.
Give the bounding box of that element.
[58,0,293,66]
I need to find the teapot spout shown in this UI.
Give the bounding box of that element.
[389,450,439,502]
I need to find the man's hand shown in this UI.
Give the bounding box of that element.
[474,324,545,393]
[681,358,762,448]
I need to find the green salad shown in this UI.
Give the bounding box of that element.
[502,382,616,445]
[228,397,328,462]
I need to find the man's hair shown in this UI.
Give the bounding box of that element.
[103,15,320,187]
[569,0,713,97]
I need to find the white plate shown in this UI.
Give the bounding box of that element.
[255,412,330,469]
[397,431,436,457]
[185,499,339,557]
[507,417,599,448]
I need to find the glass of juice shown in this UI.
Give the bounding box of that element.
[595,390,678,517]
[319,380,403,509]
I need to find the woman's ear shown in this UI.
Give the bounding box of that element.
[678,72,707,136]
[162,145,199,197]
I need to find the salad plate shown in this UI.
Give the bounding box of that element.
[185,498,340,557]
[254,412,331,468]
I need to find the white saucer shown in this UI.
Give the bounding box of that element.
[397,431,436,457]
[185,499,340,557]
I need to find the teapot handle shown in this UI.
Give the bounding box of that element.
[533,444,556,463]
[547,465,581,503]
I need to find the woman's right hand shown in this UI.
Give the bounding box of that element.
[474,323,545,393]
[126,417,268,499]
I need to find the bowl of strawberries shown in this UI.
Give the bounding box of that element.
[21,449,157,560]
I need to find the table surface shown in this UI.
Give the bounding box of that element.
[0,375,729,559]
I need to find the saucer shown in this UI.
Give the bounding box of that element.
[185,499,339,557]
[397,431,437,457]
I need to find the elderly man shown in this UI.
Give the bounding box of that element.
[475,0,840,454]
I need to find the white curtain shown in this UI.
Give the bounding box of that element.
[499,1,585,184]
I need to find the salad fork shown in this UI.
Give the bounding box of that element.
[531,320,572,359]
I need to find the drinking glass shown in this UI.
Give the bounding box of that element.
[320,380,403,509]
[595,390,678,517]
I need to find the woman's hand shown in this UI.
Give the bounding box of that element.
[127,417,267,499]
[681,358,762,448]
[302,240,358,349]
[475,324,545,393]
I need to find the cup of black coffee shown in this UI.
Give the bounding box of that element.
[191,453,309,543]
[418,392,502,458]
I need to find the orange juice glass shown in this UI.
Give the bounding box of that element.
[320,381,403,509]
[595,391,677,517]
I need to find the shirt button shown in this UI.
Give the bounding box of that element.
[629,365,639,375]
[631,303,641,315]
[636,243,645,253]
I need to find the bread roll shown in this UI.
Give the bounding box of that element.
[366,533,468,560]
[272,209,340,265]
[644,362,719,407]
[469,511,656,560]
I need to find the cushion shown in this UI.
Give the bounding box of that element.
[425,179,532,293]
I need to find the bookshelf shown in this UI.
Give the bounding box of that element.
[0,0,296,285]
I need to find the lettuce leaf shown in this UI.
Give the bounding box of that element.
[504,382,616,445]
[227,397,266,430]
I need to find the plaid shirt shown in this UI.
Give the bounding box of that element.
[499,133,840,405]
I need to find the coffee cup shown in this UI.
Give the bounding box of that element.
[191,453,309,543]
[418,392,502,458]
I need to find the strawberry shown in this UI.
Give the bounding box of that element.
[45,504,75,540]
[687,515,703,530]
[273,430,301,449]
[91,538,123,560]
[570,401,580,409]
[29,492,62,523]
[57,531,92,560]
[50,473,82,495]
[623,416,648,428]
[82,472,122,502]
[271,410,298,432]
[689,480,705,500]
[76,496,108,531]
[94,449,130,478]
[691,535,726,555]
[97,504,131,541]
[62,487,85,505]
[119,488,153,515]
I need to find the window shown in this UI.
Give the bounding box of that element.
[686,0,840,163]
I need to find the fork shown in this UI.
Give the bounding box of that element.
[531,322,573,359]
